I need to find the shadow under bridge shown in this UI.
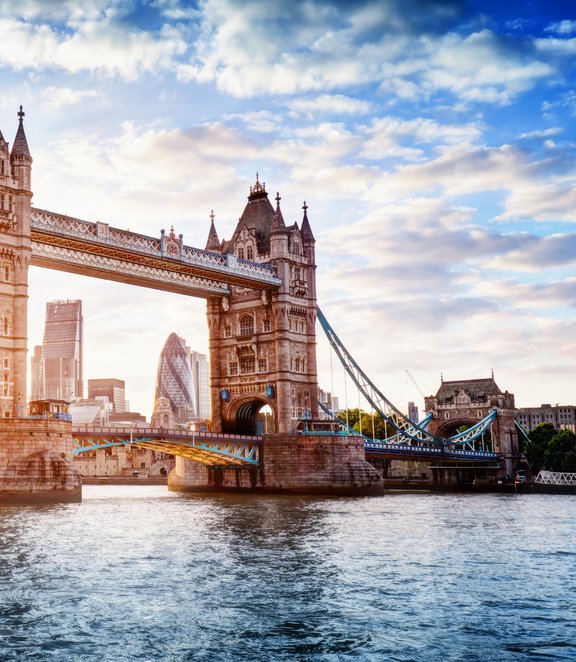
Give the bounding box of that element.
[72,427,261,467]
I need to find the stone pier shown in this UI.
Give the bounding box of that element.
[0,419,82,503]
[168,433,384,496]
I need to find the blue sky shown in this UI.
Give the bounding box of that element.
[1,0,575,417]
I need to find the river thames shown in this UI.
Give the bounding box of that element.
[0,486,575,661]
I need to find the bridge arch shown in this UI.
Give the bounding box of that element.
[436,418,480,438]
[224,396,276,436]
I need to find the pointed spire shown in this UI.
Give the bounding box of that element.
[271,191,286,234]
[205,209,221,251]
[11,105,31,160]
[300,200,315,242]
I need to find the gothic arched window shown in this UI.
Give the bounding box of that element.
[238,247,245,260]
[239,315,254,336]
[247,245,254,260]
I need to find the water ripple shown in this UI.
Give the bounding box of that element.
[1,488,575,660]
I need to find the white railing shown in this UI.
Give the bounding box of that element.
[31,208,280,286]
[535,470,576,485]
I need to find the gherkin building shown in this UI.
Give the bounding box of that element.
[155,333,196,422]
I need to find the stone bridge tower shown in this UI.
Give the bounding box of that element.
[205,176,318,435]
[425,374,520,477]
[0,108,32,418]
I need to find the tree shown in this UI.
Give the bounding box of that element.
[543,429,576,472]
[338,408,397,440]
[524,422,557,473]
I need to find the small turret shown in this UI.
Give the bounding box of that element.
[270,192,289,260]
[10,106,32,191]
[300,201,315,243]
[205,210,221,252]
[300,201,315,261]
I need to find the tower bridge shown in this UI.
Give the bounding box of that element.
[30,208,281,297]
[0,109,520,502]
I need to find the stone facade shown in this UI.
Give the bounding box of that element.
[169,434,383,495]
[206,178,318,435]
[0,108,31,417]
[425,375,520,477]
[0,418,81,502]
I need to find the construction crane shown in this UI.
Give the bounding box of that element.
[405,369,426,400]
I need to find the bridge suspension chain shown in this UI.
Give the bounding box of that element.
[316,307,496,447]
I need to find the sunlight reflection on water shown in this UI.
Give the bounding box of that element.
[1,488,575,661]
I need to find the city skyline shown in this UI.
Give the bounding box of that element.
[2,1,574,416]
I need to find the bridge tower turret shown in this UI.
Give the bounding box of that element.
[0,107,32,417]
[206,175,319,435]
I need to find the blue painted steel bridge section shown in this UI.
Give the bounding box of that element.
[72,427,261,467]
[317,307,498,454]
[317,402,498,463]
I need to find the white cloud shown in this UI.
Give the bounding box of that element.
[0,15,190,80]
[288,94,372,118]
[42,86,102,109]
[545,20,576,36]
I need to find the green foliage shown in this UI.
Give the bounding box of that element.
[543,429,576,472]
[524,422,557,473]
[337,408,396,440]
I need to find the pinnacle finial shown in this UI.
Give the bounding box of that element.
[210,209,215,223]
[275,192,281,211]
[17,105,25,123]
[249,172,266,196]
[303,201,308,214]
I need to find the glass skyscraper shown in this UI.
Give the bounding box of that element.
[155,333,196,422]
[38,299,83,401]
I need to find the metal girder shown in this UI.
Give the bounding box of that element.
[364,441,499,463]
[72,431,260,467]
[31,241,229,297]
[317,307,497,447]
[318,401,433,445]
[30,208,281,297]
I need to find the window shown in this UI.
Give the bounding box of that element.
[295,357,300,372]
[229,362,238,376]
[2,318,7,335]
[224,324,231,338]
[238,247,245,260]
[239,315,254,336]
[247,245,254,260]
[263,319,271,332]
[240,355,255,374]
[258,358,267,372]
[4,266,8,281]
[3,358,8,369]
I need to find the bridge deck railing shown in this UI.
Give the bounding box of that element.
[31,209,280,285]
[72,426,263,444]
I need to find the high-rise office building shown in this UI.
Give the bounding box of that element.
[154,333,196,422]
[190,350,210,419]
[40,300,83,401]
[30,344,43,400]
[88,378,126,413]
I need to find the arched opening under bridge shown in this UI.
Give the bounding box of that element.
[436,418,492,450]
[225,398,276,436]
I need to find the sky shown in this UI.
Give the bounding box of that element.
[0,0,575,418]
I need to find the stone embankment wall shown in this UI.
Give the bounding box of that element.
[169,433,383,496]
[0,419,82,503]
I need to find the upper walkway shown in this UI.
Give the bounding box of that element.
[30,208,281,297]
